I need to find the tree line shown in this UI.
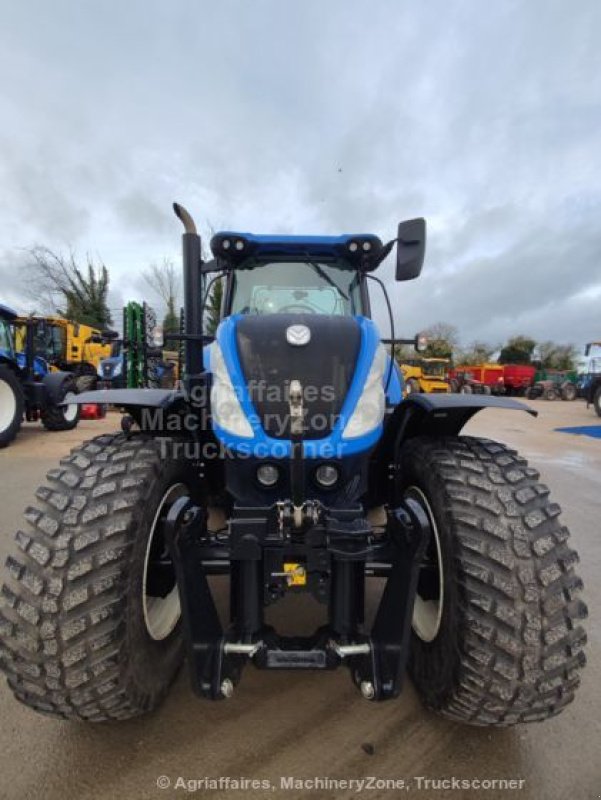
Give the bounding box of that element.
[22,249,580,370]
[399,322,580,371]
[25,246,224,337]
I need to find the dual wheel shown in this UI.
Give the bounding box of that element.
[0,433,587,724]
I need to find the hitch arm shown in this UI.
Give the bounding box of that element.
[355,497,430,700]
[163,496,230,699]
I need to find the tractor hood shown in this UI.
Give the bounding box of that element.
[210,314,388,458]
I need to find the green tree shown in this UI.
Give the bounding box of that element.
[457,340,498,366]
[28,247,112,328]
[142,259,180,335]
[535,341,578,371]
[499,335,537,364]
[422,322,459,359]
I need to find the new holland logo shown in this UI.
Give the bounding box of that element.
[285,324,311,346]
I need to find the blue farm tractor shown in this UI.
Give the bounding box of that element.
[0,205,586,725]
[0,304,80,447]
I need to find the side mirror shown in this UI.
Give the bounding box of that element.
[396,218,426,281]
[151,325,164,348]
[414,332,428,352]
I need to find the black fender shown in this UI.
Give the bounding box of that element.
[386,392,536,444]
[62,387,206,436]
[63,388,184,409]
[41,370,77,405]
[370,394,536,504]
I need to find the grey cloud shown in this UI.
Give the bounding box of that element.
[0,0,600,347]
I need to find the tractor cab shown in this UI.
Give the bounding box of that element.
[198,230,426,506]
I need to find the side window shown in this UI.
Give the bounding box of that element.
[204,275,225,335]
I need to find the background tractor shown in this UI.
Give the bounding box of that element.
[581,342,601,415]
[526,369,578,401]
[0,205,586,728]
[450,362,505,394]
[14,315,115,392]
[400,357,449,394]
[448,368,490,394]
[0,304,80,447]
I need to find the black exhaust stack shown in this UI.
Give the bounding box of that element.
[173,203,204,390]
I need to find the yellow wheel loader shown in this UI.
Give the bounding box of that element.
[400,357,450,394]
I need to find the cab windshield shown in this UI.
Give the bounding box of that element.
[422,360,448,378]
[230,261,363,316]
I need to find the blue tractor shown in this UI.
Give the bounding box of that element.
[0,304,80,447]
[0,205,586,725]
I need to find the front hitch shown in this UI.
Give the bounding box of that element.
[163,494,430,702]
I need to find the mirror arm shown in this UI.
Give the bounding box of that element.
[371,238,397,268]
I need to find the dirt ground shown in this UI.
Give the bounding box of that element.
[0,402,599,800]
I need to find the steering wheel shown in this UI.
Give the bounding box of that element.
[279,304,318,314]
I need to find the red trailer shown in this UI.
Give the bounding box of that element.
[450,363,505,394]
[502,364,536,396]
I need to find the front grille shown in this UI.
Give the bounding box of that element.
[236,314,361,440]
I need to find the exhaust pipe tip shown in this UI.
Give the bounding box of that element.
[173,202,197,235]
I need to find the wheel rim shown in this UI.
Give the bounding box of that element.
[142,482,187,641]
[62,402,79,422]
[0,379,17,433]
[406,485,444,642]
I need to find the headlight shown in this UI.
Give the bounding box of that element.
[113,359,122,377]
[210,343,253,438]
[342,344,386,439]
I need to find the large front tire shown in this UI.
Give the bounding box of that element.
[397,436,587,726]
[0,434,202,721]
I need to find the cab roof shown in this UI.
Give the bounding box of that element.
[0,303,17,321]
[209,231,384,270]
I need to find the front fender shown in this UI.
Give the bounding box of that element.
[389,392,536,441]
[62,388,184,408]
[374,393,536,477]
[42,370,76,404]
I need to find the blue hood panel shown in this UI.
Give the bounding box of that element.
[210,315,398,458]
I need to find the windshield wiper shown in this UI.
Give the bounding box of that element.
[303,256,349,301]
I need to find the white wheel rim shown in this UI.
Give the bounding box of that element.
[142,483,186,641]
[0,379,17,433]
[407,485,444,643]
[63,403,78,422]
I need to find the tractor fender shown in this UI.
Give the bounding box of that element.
[380,393,536,459]
[370,394,537,506]
[41,371,76,405]
[62,387,185,409]
[62,387,205,435]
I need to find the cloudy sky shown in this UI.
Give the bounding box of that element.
[1,0,600,348]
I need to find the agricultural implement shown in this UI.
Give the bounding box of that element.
[0,207,587,726]
[97,301,177,389]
